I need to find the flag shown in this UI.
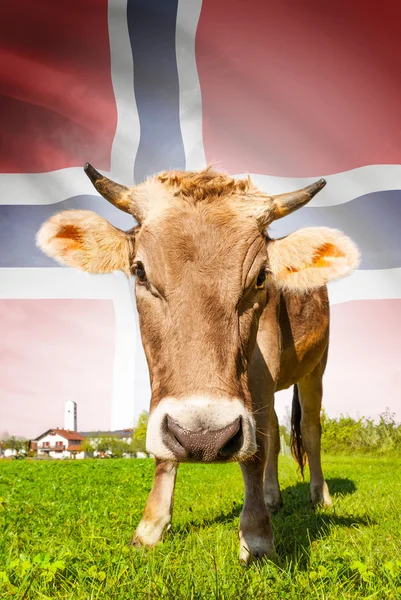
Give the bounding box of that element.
[1,0,400,438]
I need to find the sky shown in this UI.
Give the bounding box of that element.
[0,299,115,439]
[1,0,400,442]
[0,296,400,440]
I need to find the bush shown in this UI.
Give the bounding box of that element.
[320,409,401,455]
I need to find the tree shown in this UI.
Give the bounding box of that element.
[279,424,291,448]
[81,438,95,454]
[282,406,292,434]
[108,438,129,458]
[3,436,26,453]
[90,435,129,458]
[129,412,149,455]
[95,435,113,455]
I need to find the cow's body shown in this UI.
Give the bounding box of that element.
[277,288,329,391]
[134,285,331,560]
[37,166,358,563]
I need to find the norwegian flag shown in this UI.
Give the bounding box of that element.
[1,0,400,438]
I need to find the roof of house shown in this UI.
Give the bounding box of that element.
[79,429,133,439]
[34,429,86,442]
[68,444,84,452]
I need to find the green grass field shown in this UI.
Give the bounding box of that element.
[0,456,400,599]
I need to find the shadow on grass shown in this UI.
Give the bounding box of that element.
[175,477,373,569]
[273,478,372,568]
[175,502,242,534]
[273,509,373,569]
[282,476,356,508]
[327,476,357,496]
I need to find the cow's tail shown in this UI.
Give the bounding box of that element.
[290,384,306,480]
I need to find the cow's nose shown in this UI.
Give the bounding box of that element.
[163,415,243,462]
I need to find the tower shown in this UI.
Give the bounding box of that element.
[64,400,77,431]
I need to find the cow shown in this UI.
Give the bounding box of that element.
[37,164,359,563]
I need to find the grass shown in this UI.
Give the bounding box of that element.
[0,455,400,599]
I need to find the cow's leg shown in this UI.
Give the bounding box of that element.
[297,363,332,507]
[263,406,283,512]
[242,295,281,563]
[239,433,275,564]
[131,459,178,547]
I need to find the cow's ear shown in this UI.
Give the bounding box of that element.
[267,227,360,291]
[37,210,136,274]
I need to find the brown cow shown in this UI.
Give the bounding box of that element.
[37,164,359,563]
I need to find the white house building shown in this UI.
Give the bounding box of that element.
[33,428,86,459]
[3,448,18,458]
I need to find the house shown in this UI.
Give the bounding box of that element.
[28,427,144,459]
[79,429,133,444]
[3,448,18,458]
[32,428,86,459]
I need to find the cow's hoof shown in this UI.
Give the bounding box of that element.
[239,532,276,565]
[310,481,333,507]
[129,535,147,549]
[130,519,170,548]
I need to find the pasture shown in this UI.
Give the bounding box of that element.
[0,456,400,599]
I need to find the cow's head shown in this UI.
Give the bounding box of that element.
[37,165,359,463]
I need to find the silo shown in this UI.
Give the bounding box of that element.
[64,399,77,431]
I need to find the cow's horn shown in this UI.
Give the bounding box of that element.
[270,179,326,221]
[84,163,132,214]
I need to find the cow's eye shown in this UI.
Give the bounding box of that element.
[135,262,147,284]
[256,268,267,288]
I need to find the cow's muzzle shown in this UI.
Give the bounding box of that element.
[163,415,243,462]
[146,396,257,463]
